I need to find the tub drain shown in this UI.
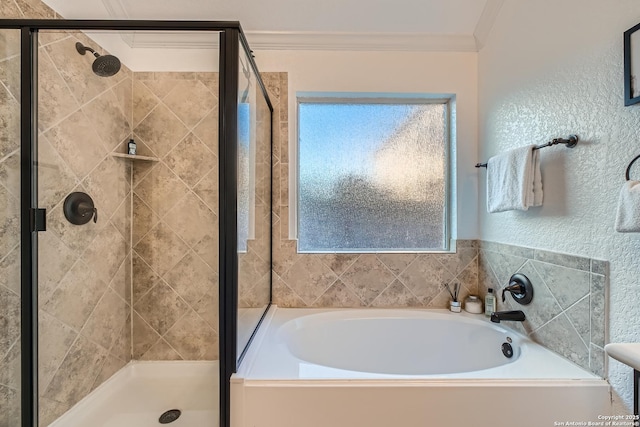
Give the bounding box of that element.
[159,409,181,424]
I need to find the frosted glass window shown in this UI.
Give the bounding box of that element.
[298,99,449,252]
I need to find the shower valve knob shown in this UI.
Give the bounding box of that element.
[63,192,98,225]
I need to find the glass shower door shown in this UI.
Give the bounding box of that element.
[0,27,22,427]
[236,39,272,362]
[34,29,134,424]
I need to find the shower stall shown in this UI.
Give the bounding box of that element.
[0,19,272,427]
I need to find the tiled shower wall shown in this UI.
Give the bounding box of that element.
[130,72,219,361]
[269,73,607,376]
[0,14,22,427]
[0,2,134,423]
[38,34,132,425]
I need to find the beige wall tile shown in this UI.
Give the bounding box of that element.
[163,191,216,248]
[164,251,216,307]
[370,280,421,308]
[134,222,189,276]
[272,274,306,308]
[0,55,20,101]
[132,193,160,245]
[131,251,160,303]
[42,260,108,330]
[91,355,126,392]
[37,50,79,132]
[109,314,131,362]
[0,2,23,20]
[0,149,19,201]
[164,133,216,188]
[312,279,365,308]
[240,274,270,308]
[0,185,19,261]
[133,280,188,336]
[193,108,218,153]
[15,0,56,18]
[132,79,159,127]
[163,80,215,129]
[44,110,107,180]
[82,288,129,351]
[83,222,128,282]
[39,397,70,427]
[0,285,20,360]
[109,254,132,304]
[376,253,417,276]
[0,85,19,163]
[81,90,131,152]
[44,37,111,106]
[0,340,20,390]
[132,312,161,359]
[399,256,454,305]
[133,104,188,158]
[281,256,337,305]
[37,136,78,210]
[193,167,219,213]
[340,254,396,306]
[111,192,131,242]
[0,384,20,427]
[163,309,217,360]
[0,247,20,296]
[134,163,188,218]
[38,311,77,393]
[43,335,107,405]
[140,338,182,361]
[435,248,478,276]
[193,287,219,331]
[193,233,219,271]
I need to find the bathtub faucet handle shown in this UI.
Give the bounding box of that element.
[501,281,525,302]
[501,274,534,305]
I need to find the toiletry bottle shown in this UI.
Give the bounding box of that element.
[484,288,496,316]
[128,138,136,155]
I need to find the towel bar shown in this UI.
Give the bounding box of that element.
[475,135,579,168]
[625,153,640,181]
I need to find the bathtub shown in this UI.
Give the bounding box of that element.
[232,307,611,427]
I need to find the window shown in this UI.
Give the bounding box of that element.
[297,94,451,252]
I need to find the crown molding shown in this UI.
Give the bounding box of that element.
[109,30,479,52]
[243,31,478,52]
[473,0,504,50]
[102,0,482,52]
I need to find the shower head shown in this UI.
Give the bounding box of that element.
[75,42,121,78]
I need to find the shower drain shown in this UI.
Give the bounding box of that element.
[159,409,182,424]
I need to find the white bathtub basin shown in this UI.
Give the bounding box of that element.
[278,310,519,375]
[232,307,610,427]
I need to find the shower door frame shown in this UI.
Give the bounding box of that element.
[0,19,273,427]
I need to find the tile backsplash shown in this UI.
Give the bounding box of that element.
[478,240,607,377]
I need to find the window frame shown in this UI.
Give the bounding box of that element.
[295,92,453,254]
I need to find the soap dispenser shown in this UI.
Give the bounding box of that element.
[127,138,136,155]
[484,288,496,316]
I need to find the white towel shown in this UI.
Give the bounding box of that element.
[486,145,543,213]
[615,180,640,232]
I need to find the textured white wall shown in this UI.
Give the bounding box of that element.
[255,49,479,240]
[479,0,640,412]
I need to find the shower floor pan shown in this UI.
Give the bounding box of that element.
[49,361,219,427]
